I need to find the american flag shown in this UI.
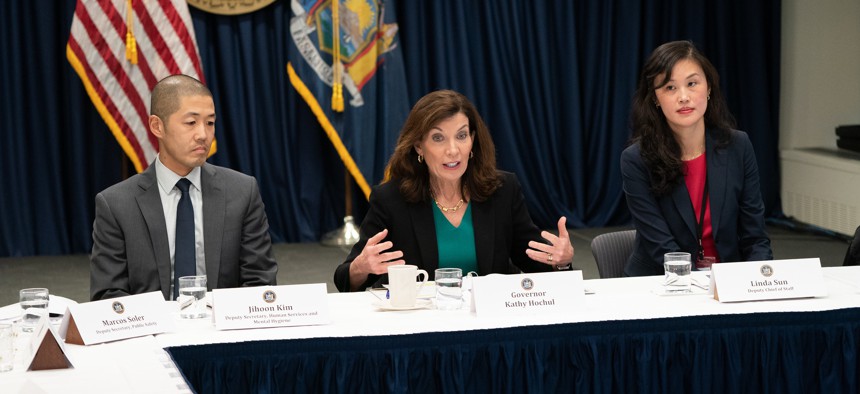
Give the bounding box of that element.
[67,0,208,173]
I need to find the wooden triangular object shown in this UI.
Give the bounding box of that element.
[64,314,85,345]
[29,329,73,371]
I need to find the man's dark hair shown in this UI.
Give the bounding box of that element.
[150,74,212,122]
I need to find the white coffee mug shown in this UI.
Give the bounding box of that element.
[387,265,429,307]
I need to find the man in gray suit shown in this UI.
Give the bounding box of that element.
[90,75,278,301]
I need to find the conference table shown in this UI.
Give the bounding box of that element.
[4,266,860,393]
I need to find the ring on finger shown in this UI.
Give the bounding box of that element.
[547,253,553,263]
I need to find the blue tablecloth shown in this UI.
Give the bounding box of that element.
[166,307,860,393]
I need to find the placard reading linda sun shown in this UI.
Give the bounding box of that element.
[711,258,826,302]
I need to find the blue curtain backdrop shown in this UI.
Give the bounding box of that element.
[395,1,781,228]
[0,0,780,257]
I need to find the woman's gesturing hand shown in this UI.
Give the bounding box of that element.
[350,229,405,278]
[525,217,575,268]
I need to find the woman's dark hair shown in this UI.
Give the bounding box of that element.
[386,90,502,203]
[630,40,735,196]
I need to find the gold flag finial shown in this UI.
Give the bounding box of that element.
[331,0,344,112]
[125,0,138,64]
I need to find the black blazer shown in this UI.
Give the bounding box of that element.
[620,129,773,277]
[334,171,551,292]
[844,225,860,266]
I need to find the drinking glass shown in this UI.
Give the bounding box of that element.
[434,268,463,310]
[178,276,208,319]
[663,252,692,293]
[0,323,14,372]
[19,288,49,332]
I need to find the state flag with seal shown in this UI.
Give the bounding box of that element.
[287,0,409,199]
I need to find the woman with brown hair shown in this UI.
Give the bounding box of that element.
[334,90,574,292]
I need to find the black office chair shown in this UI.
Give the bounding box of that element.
[843,225,860,266]
[590,230,636,278]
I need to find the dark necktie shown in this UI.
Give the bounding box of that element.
[174,178,195,300]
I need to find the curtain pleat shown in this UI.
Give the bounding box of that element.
[168,308,859,393]
[0,0,780,256]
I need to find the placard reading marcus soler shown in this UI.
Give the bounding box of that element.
[472,271,585,317]
[212,283,330,330]
[60,291,176,345]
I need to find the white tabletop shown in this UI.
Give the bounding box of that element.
[3,266,860,393]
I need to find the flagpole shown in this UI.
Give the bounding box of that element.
[320,2,356,246]
[321,172,360,246]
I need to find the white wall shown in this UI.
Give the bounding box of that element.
[781,0,860,149]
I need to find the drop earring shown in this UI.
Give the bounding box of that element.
[417,154,423,163]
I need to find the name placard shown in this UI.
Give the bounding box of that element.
[26,317,73,370]
[711,258,827,303]
[471,271,584,317]
[60,291,176,345]
[212,283,330,330]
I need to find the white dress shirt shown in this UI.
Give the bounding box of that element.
[154,157,206,299]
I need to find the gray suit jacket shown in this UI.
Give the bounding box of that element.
[90,162,278,300]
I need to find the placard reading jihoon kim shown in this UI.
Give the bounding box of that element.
[471,271,584,317]
[212,284,330,330]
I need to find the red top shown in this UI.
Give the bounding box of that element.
[683,154,720,262]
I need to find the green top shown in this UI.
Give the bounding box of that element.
[432,202,478,273]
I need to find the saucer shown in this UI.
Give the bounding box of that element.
[372,299,433,311]
[381,282,436,299]
[0,295,78,322]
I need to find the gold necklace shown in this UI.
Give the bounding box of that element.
[681,144,706,161]
[434,198,464,213]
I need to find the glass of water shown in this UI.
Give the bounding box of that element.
[0,323,15,372]
[434,268,463,310]
[178,276,208,319]
[663,252,692,293]
[19,288,49,332]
